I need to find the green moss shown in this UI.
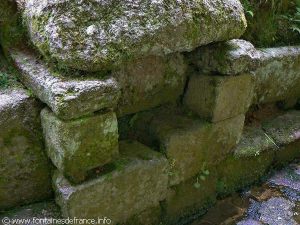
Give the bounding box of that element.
[0,53,19,89]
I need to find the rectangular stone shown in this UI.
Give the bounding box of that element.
[9,47,120,120]
[132,107,245,186]
[41,108,119,184]
[113,54,187,117]
[0,89,52,210]
[53,141,168,225]
[184,74,254,122]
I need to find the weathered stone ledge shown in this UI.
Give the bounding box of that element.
[8,47,121,120]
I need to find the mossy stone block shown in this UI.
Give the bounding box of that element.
[114,54,187,117]
[0,89,52,211]
[263,110,300,145]
[162,172,217,225]
[23,0,246,71]
[132,107,245,186]
[53,141,168,225]
[275,140,300,167]
[216,126,276,196]
[41,108,119,184]
[184,74,254,122]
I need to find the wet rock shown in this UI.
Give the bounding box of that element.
[184,74,254,122]
[259,197,296,225]
[23,0,246,71]
[0,88,52,210]
[237,219,262,225]
[41,107,119,184]
[54,141,168,225]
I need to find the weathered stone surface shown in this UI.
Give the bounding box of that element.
[114,54,187,116]
[189,39,261,75]
[217,126,276,195]
[41,108,119,184]
[0,201,61,225]
[189,39,300,104]
[0,89,52,210]
[263,110,300,145]
[162,172,217,225]
[132,107,245,186]
[184,74,254,122]
[8,47,120,120]
[23,0,246,71]
[234,126,277,158]
[275,140,300,166]
[125,204,162,225]
[54,140,168,224]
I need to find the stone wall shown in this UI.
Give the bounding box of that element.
[0,1,300,225]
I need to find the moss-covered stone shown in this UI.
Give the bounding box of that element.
[274,140,300,167]
[23,0,246,71]
[0,89,52,210]
[184,74,254,122]
[0,201,61,224]
[162,172,217,225]
[216,126,276,196]
[8,47,120,120]
[132,107,245,186]
[263,110,300,145]
[53,140,168,225]
[41,108,119,184]
[114,54,187,117]
[125,204,162,225]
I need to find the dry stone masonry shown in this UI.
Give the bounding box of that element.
[0,0,299,224]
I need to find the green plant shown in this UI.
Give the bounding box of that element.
[281,4,300,34]
[193,163,210,189]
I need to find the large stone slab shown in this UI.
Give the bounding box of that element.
[53,141,168,225]
[189,39,300,104]
[184,74,254,122]
[0,88,52,210]
[132,107,245,186]
[114,54,187,116]
[8,47,120,120]
[41,107,119,184]
[23,0,246,71]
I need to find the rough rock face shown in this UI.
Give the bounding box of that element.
[0,89,52,210]
[23,0,247,71]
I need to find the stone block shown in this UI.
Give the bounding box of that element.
[188,39,300,104]
[275,140,300,167]
[132,107,245,186]
[216,126,276,196]
[184,74,254,122]
[114,54,187,116]
[125,204,162,225]
[23,0,246,71]
[53,141,168,225]
[263,110,300,145]
[41,108,119,183]
[0,89,52,210]
[162,172,217,225]
[9,48,120,120]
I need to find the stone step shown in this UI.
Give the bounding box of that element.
[8,47,120,120]
[53,140,168,225]
[130,106,245,186]
[188,39,300,105]
[41,107,119,184]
